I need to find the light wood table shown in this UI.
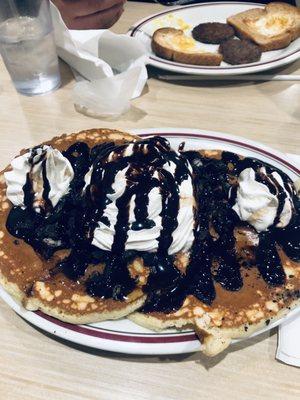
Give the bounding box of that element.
[0,2,299,400]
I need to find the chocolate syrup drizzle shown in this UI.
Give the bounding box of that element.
[6,137,300,312]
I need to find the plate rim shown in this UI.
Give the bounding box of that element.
[0,127,299,355]
[129,1,300,76]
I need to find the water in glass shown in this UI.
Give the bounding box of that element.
[0,15,60,95]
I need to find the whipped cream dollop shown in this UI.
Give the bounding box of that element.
[232,167,294,232]
[93,166,163,253]
[89,137,195,255]
[5,145,74,210]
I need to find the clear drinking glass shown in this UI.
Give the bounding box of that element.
[0,0,61,96]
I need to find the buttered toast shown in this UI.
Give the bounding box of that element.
[227,2,300,51]
[152,27,223,66]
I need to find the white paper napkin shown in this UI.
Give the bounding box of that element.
[276,153,300,368]
[50,2,148,117]
[277,312,300,367]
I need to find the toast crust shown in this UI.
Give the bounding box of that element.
[227,2,300,51]
[152,27,223,66]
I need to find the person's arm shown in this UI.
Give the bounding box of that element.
[51,0,126,29]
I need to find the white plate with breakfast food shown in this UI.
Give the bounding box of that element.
[0,128,299,356]
[129,2,300,75]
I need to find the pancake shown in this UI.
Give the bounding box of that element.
[129,150,300,356]
[0,129,146,324]
[129,254,300,355]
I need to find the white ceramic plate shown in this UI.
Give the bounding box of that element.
[0,128,299,355]
[129,2,300,75]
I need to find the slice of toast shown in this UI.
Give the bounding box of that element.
[227,2,300,51]
[151,27,223,66]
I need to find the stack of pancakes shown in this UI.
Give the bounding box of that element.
[0,129,299,356]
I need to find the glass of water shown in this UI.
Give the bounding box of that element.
[0,0,61,96]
